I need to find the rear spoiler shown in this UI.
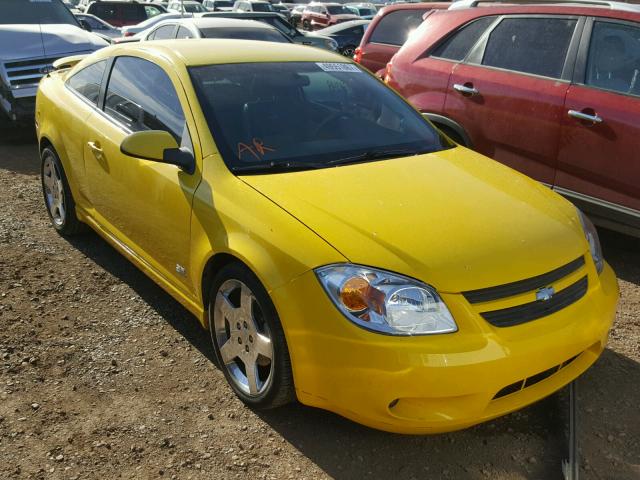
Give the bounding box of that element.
[52,55,88,71]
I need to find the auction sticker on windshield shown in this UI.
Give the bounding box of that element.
[316,63,361,73]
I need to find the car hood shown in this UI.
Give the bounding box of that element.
[239,147,587,293]
[0,24,107,61]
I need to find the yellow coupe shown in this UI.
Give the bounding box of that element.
[35,40,618,434]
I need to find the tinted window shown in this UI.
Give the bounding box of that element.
[151,24,176,39]
[200,27,289,42]
[586,21,640,97]
[67,60,107,105]
[80,15,105,29]
[145,5,164,17]
[431,16,495,61]
[176,26,194,38]
[327,6,351,15]
[369,10,428,46]
[190,62,451,174]
[482,17,576,79]
[1,0,79,25]
[121,4,144,21]
[104,57,186,142]
[251,2,273,12]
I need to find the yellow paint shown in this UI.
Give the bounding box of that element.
[36,40,619,434]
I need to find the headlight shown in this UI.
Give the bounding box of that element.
[326,39,338,51]
[577,209,604,274]
[315,264,457,335]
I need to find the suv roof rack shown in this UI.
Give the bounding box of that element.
[448,0,640,13]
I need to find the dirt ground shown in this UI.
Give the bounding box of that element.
[0,125,639,480]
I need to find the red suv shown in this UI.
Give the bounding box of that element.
[385,1,640,237]
[354,2,448,75]
[301,2,360,31]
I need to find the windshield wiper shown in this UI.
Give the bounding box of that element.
[324,148,429,167]
[232,161,321,175]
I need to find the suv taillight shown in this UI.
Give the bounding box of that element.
[383,61,393,83]
[353,47,362,63]
[124,31,133,37]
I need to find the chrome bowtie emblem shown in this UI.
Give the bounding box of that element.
[536,286,555,302]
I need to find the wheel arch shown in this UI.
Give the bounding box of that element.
[423,113,473,148]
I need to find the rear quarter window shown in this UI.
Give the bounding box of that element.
[369,9,429,46]
[431,16,496,61]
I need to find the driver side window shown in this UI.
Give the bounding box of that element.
[104,56,188,145]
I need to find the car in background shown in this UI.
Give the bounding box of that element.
[0,0,107,123]
[120,12,192,37]
[271,3,291,20]
[139,17,292,42]
[36,39,617,436]
[167,0,208,13]
[64,1,82,13]
[202,11,338,50]
[314,19,369,56]
[385,0,640,237]
[233,0,275,13]
[345,3,377,19]
[289,4,306,26]
[354,2,447,75]
[75,13,123,38]
[301,2,360,30]
[85,0,166,27]
[203,0,235,11]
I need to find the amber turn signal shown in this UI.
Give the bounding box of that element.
[339,276,369,312]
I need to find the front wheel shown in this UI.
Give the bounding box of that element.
[208,262,295,409]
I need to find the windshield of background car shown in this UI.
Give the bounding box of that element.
[200,27,289,41]
[190,62,451,174]
[185,3,206,12]
[252,3,273,12]
[2,0,80,25]
[327,5,351,14]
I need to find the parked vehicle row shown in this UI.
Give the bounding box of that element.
[379,0,640,237]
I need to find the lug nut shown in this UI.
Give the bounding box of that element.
[243,321,248,329]
[249,335,253,343]
[236,322,241,330]
[245,345,249,352]
[238,337,242,344]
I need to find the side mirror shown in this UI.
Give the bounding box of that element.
[120,130,195,174]
[79,19,93,32]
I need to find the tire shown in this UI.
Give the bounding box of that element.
[342,45,356,57]
[41,147,86,235]
[208,262,295,409]
[302,19,311,31]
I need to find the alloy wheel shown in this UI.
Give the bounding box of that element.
[212,279,274,396]
[42,155,66,227]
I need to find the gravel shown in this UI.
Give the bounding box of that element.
[1,127,639,479]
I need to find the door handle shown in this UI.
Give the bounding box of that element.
[88,141,103,153]
[453,83,479,96]
[568,110,603,124]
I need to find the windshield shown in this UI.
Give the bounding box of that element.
[252,3,274,12]
[190,62,451,174]
[1,0,80,25]
[327,5,352,15]
[184,3,207,12]
[200,27,288,42]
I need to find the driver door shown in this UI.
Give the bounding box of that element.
[84,56,202,299]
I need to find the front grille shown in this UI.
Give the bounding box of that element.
[3,57,59,89]
[463,256,585,304]
[493,353,580,400]
[480,276,588,327]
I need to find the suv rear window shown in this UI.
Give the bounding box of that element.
[369,9,429,46]
[431,16,495,61]
[481,17,577,79]
[93,3,145,22]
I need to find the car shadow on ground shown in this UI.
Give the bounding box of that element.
[0,126,39,175]
[61,229,640,480]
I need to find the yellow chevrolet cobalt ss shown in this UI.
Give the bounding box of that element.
[36,40,618,434]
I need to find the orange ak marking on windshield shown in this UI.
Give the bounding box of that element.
[237,138,275,160]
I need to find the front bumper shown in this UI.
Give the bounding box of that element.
[0,86,37,122]
[270,262,618,434]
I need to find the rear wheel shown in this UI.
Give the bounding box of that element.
[41,147,85,235]
[208,262,295,409]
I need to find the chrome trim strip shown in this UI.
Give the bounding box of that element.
[553,186,640,219]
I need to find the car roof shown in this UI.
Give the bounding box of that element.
[449,0,640,14]
[202,11,284,18]
[441,1,640,19]
[378,2,450,13]
[94,38,344,66]
[177,17,278,28]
